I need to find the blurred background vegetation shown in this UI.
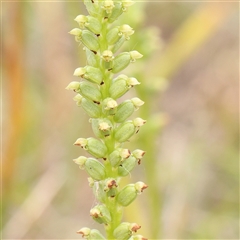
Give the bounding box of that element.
[2,1,239,239]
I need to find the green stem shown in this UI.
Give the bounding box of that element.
[105,198,122,240]
[98,14,124,240]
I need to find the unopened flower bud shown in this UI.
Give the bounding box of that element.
[74,137,107,158]
[131,97,144,110]
[102,0,115,14]
[86,137,108,158]
[109,77,128,99]
[72,29,99,52]
[102,50,114,62]
[108,149,121,167]
[114,121,135,143]
[118,156,137,176]
[107,27,121,45]
[80,30,99,51]
[113,100,134,123]
[112,52,131,73]
[85,158,107,180]
[117,182,147,206]
[76,97,101,118]
[79,81,101,103]
[129,50,143,62]
[74,157,106,180]
[113,222,141,240]
[65,81,81,92]
[90,204,111,224]
[74,66,103,85]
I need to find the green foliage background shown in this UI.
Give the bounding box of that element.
[2,1,239,239]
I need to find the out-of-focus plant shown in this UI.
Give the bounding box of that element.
[67,1,149,239]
